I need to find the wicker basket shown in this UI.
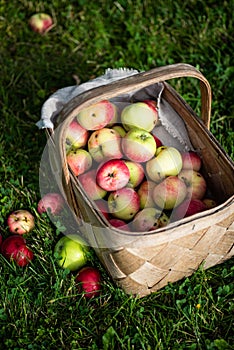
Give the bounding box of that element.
[45,63,234,297]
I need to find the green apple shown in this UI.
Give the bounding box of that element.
[146,146,183,182]
[54,234,89,271]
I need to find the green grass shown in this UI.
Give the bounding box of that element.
[0,1,233,349]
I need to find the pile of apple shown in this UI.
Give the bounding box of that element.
[65,99,217,232]
[0,198,101,299]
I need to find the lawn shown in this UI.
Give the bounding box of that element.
[0,1,233,349]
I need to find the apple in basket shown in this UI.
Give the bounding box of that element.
[171,199,207,221]
[95,200,110,220]
[1,235,34,267]
[131,207,164,232]
[67,148,92,176]
[54,234,89,271]
[65,118,89,151]
[77,100,117,130]
[37,192,65,215]
[181,151,202,171]
[88,127,122,162]
[29,13,53,34]
[79,169,107,201]
[203,198,217,209]
[153,176,187,210]
[76,266,101,299]
[124,160,145,188]
[7,210,35,235]
[108,187,140,221]
[112,125,127,137]
[96,159,130,191]
[178,169,207,200]
[108,218,130,231]
[137,180,156,209]
[122,128,156,163]
[146,146,183,182]
[121,100,158,132]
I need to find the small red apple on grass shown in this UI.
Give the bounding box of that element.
[7,209,35,235]
[76,266,101,299]
[37,192,65,215]
[1,235,34,267]
[29,13,53,34]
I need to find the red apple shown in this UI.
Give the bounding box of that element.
[65,118,89,152]
[77,100,117,130]
[137,180,156,209]
[121,101,158,132]
[108,187,140,221]
[108,218,130,231]
[152,134,163,148]
[172,199,207,221]
[122,128,156,163]
[88,127,122,162]
[181,151,202,171]
[37,192,65,215]
[96,159,130,191]
[7,210,35,235]
[79,169,107,200]
[29,13,53,34]
[178,169,207,200]
[76,266,101,299]
[153,176,187,210]
[1,235,34,267]
[67,148,92,176]
[124,160,145,188]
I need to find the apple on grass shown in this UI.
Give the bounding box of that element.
[137,180,156,209]
[171,199,207,221]
[7,210,35,235]
[37,192,65,215]
[121,101,158,132]
[54,234,89,271]
[146,146,183,182]
[88,127,122,163]
[67,148,92,176]
[153,176,187,210]
[65,118,89,152]
[178,169,207,200]
[108,187,140,221]
[124,161,145,188]
[122,128,156,163]
[29,13,53,34]
[79,169,107,201]
[76,266,101,299]
[96,159,130,191]
[181,151,202,171]
[77,100,117,130]
[1,235,34,267]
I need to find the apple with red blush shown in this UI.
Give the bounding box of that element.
[108,218,130,231]
[153,176,187,210]
[124,160,145,188]
[79,169,107,201]
[178,169,207,200]
[77,100,117,130]
[96,159,130,191]
[171,199,207,221]
[29,13,53,34]
[88,127,122,162]
[65,118,89,152]
[181,151,202,171]
[76,266,101,299]
[7,209,35,235]
[121,101,158,132]
[137,180,156,209]
[67,148,92,176]
[131,207,163,232]
[108,187,140,221]
[122,128,156,163]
